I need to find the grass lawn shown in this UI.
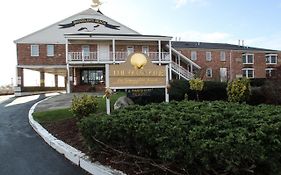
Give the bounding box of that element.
[33,92,126,123]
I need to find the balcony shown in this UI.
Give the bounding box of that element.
[68,52,170,64]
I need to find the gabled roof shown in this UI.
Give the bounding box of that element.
[172,41,280,52]
[15,8,140,44]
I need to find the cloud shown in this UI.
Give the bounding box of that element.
[174,0,206,8]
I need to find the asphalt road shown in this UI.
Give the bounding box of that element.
[0,94,86,175]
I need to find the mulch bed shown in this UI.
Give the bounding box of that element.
[41,119,179,175]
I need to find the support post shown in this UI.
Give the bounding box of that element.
[66,39,71,93]
[169,40,172,80]
[112,39,116,63]
[165,65,169,102]
[54,75,58,88]
[40,71,45,87]
[105,64,110,115]
[158,40,161,65]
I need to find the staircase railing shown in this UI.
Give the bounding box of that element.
[171,62,194,80]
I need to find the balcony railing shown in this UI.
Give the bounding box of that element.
[68,52,170,63]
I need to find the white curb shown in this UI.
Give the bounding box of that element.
[29,95,126,175]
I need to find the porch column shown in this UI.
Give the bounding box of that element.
[16,67,24,88]
[112,39,116,63]
[66,38,71,93]
[40,71,45,87]
[158,40,161,65]
[54,75,58,88]
[169,40,172,80]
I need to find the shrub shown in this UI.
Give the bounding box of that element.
[227,78,250,103]
[189,78,204,100]
[71,94,98,120]
[201,81,228,101]
[79,101,281,174]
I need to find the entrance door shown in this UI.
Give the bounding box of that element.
[98,44,110,61]
[220,68,227,82]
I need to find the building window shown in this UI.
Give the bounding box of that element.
[206,68,212,78]
[242,53,254,64]
[31,45,39,57]
[127,46,134,55]
[266,68,276,78]
[81,69,104,85]
[266,54,277,64]
[206,52,212,61]
[191,51,197,61]
[220,51,226,61]
[82,45,90,58]
[47,45,54,57]
[142,46,149,54]
[242,68,254,78]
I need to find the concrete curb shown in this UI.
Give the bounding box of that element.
[29,96,126,175]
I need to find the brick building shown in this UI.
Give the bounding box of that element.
[14,8,199,95]
[14,8,280,95]
[172,41,281,81]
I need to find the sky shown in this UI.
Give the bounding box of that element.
[0,0,281,86]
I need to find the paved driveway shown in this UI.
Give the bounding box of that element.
[0,94,86,175]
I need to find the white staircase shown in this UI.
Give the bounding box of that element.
[171,62,194,80]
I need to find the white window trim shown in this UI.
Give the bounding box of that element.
[191,51,197,61]
[82,45,90,57]
[142,46,149,54]
[242,53,254,64]
[242,68,255,78]
[47,44,54,57]
[206,68,213,78]
[206,52,212,61]
[265,68,276,77]
[266,54,278,65]
[31,44,39,57]
[220,51,226,61]
[127,46,134,55]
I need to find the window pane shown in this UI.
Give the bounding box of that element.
[242,55,246,63]
[191,51,197,61]
[248,70,253,78]
[142,46,149,54]
[82,46,90,57]
[220,51,226,61]
[127,47,134,55]
[271,56,277,63]
[31,45,39,56]
[206,52,212,61]
[206,68,212,77]
[247,55,253,63]
[47,45,54,57]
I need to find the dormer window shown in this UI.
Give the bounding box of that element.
[266,54,277,64]
[242,53,254,64]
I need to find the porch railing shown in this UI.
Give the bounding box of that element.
[68,52,170,63]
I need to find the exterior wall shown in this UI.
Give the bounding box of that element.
[178,48,281,81]
[17,44,66,65]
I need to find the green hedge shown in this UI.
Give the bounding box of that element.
[129,80,227,104]
[79,101,281,174]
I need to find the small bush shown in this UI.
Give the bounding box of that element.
[79,101,281,174]
[227,78,250,103]
[71,95,98,120]
[189,78,204,100]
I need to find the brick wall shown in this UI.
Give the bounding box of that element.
[17,42,160,66]
[17,44,66,65]
[178,48,281,81]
